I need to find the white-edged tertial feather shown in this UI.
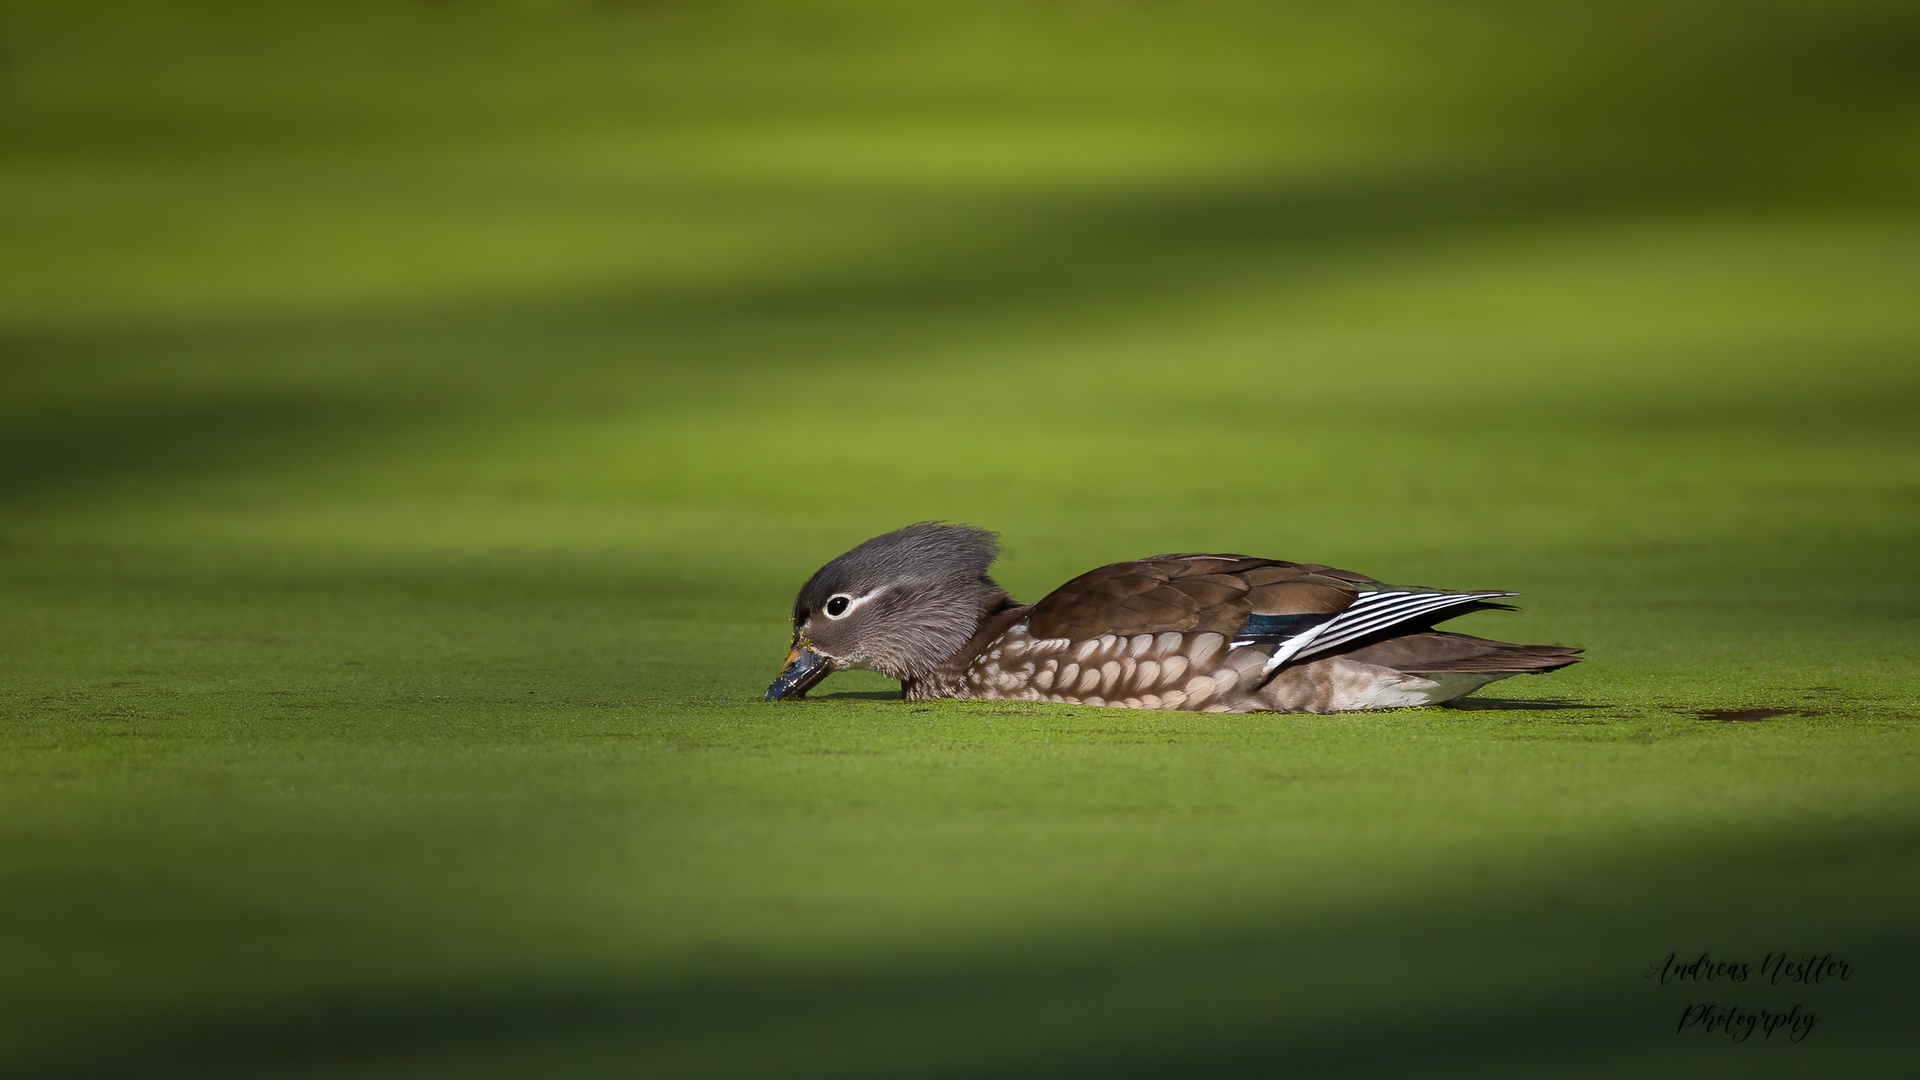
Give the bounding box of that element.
[1258,589,1514,676]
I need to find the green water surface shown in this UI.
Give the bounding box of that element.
[2,2,1916,1075]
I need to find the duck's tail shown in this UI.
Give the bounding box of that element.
[1333,631,1583,675]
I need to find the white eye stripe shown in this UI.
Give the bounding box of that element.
[823,588,884,620]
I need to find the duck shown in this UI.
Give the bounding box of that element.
[764,523,1580,713]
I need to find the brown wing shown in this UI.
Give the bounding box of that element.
[1027,554,1364,641]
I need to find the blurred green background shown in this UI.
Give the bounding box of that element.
[2,0,1917,1075]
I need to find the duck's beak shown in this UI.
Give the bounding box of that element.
[765,642,835,701]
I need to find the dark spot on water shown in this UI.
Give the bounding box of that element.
[1696,708,1821,722]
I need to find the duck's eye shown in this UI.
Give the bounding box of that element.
[825,595,852,618]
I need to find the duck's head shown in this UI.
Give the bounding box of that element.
[765,523,1002,701]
